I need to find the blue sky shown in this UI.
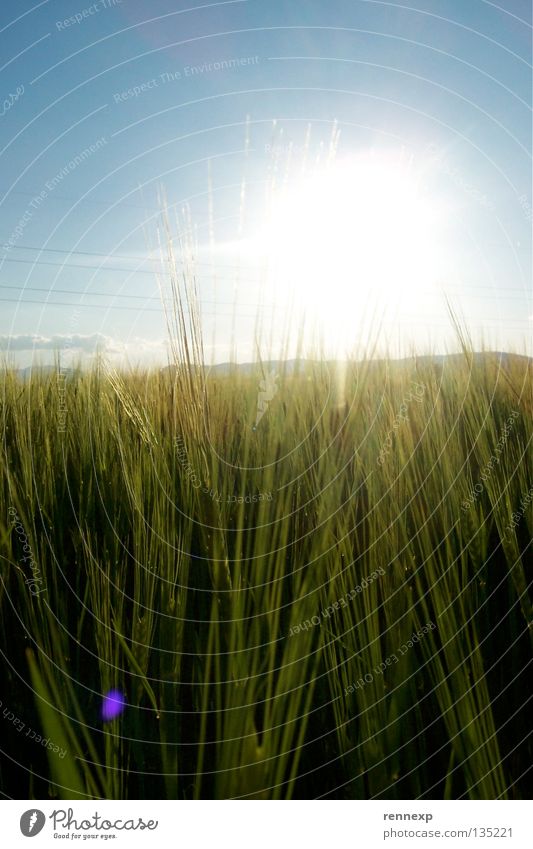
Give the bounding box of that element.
[0,0,531,366]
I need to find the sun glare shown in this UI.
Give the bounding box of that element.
[255,151,445,352]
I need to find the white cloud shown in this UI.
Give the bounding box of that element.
[0,333,122,352]
[122,337,169,352]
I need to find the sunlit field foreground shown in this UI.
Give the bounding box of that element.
[1,338,532,800]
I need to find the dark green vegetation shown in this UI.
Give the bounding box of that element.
[1,351,532,799]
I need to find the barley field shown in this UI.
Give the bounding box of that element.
[1,333,532,799]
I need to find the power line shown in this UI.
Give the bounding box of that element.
[0,244,531,295]
[0,295,529,324]
[0,254,264,282]
[0,243,257,272]
[1,256,160,275]
[0,296,263,317]
[0,284,273,307]
[0,283,529,305]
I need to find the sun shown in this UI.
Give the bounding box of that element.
[254,150,445,353]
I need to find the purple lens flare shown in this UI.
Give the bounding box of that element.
[101,689,126,721]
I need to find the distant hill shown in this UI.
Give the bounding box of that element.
[6,352,530,380]
[161,351,531,376]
